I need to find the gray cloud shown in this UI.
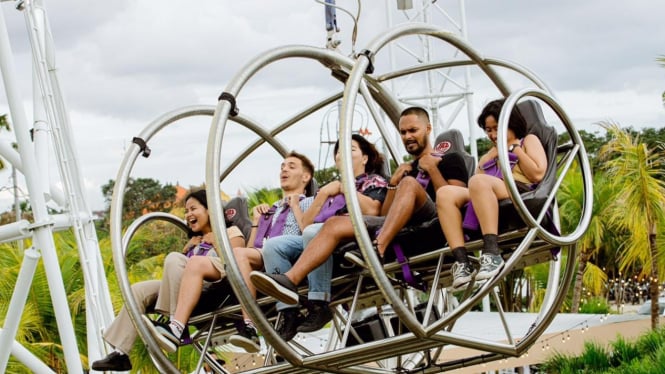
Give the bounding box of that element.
[0,0,664,211]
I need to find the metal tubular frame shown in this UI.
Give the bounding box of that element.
[198,22,590,373]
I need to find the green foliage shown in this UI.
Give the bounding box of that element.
[543,326,665,373]
[314,166,339,186]
[608,336,640,366]
[579,341,611,372]
[579,296,610,314]
[101,178,177,228]
[635,326,665,354]
[246,187,281,210]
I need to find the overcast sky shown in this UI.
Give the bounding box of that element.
[0,0,664,212]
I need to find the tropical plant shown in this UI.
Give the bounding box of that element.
[541,325,665,373]
[558,166,611,312]
[598,123,665,329]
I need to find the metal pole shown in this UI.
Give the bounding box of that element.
[0,5,83,372]
[0,248,39,370]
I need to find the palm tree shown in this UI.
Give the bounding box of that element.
[558,166,611,312]
[599,123,665,329]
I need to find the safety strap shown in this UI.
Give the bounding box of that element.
[391,243,426,291]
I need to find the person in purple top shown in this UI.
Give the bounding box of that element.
[146,152,315,354]
[257,134,387,341]
[437,99,547,291]
[251,106,469,333]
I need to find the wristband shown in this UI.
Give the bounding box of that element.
[251,225,258,228]
[387,184,397,190]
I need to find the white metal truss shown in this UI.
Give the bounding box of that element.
[0,0,114,372]
[385,0,479,158]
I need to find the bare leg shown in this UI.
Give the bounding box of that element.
[173,256,221,324]
[436,185,469,249]
[235,247,264,320]
[375,177,429,256]
[468,174,510,235]
[286,216,354,285]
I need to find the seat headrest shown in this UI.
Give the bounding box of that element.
[222,196,252,242]
[434,128,476,181]
[434,128,467,155]
[306,178,319,197]
[515,100,559,199]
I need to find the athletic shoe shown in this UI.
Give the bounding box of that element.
[297,301,333,333]
[250,271,299,305]
[141,315,178,353]
[228,322,261,353]
[451,261,476,291]
[276,308,302,341]
[91,351,132,371]
[476,253,505,281]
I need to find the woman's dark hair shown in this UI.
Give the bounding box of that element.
[334,134,385,176]
[476,99,527,139]
[185,189,208,209]
[184,189,208,237]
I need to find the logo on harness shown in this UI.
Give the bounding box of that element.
[434,141,451,154]
[224,208,237,221]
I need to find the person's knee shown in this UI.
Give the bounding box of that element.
[163,252,184,271]
[436,186,455,207]
[324,216,353,238]
[469,174,492,194]
[184,256,208,274]
[261,241,278,259]
[398,176,420,191]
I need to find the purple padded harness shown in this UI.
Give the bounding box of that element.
[253,198,301,249]
[185,241,214,258]
[313,174,387,223]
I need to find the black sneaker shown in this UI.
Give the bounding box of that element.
[91,351,132,371]
[251,271,299,305]
[476,253,505,281]
[451,261,476,291]
[297,301,333,333]
[228,323,261,353]
[141,315,178,353]
[275,308,303,341]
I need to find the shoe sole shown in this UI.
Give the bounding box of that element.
[228,335,260,353]
[91,356,132,371]
[475,263,504,281]
[342,252,365,268]
[141,315,177,353]
[250,271,299,305]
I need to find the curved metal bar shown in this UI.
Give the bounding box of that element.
[110,105,256,372]
[338,21,531,340]
[361,22,512,97]
[206,45,359,366]
[339,51,429,336]
[121,212,188,257]
[218,91,340,182]
[376,57,555,98]
[111,106,217,373]
[497,89,593,245]
[514,244,577,353]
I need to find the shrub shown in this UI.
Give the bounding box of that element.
[579,296,610,314]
